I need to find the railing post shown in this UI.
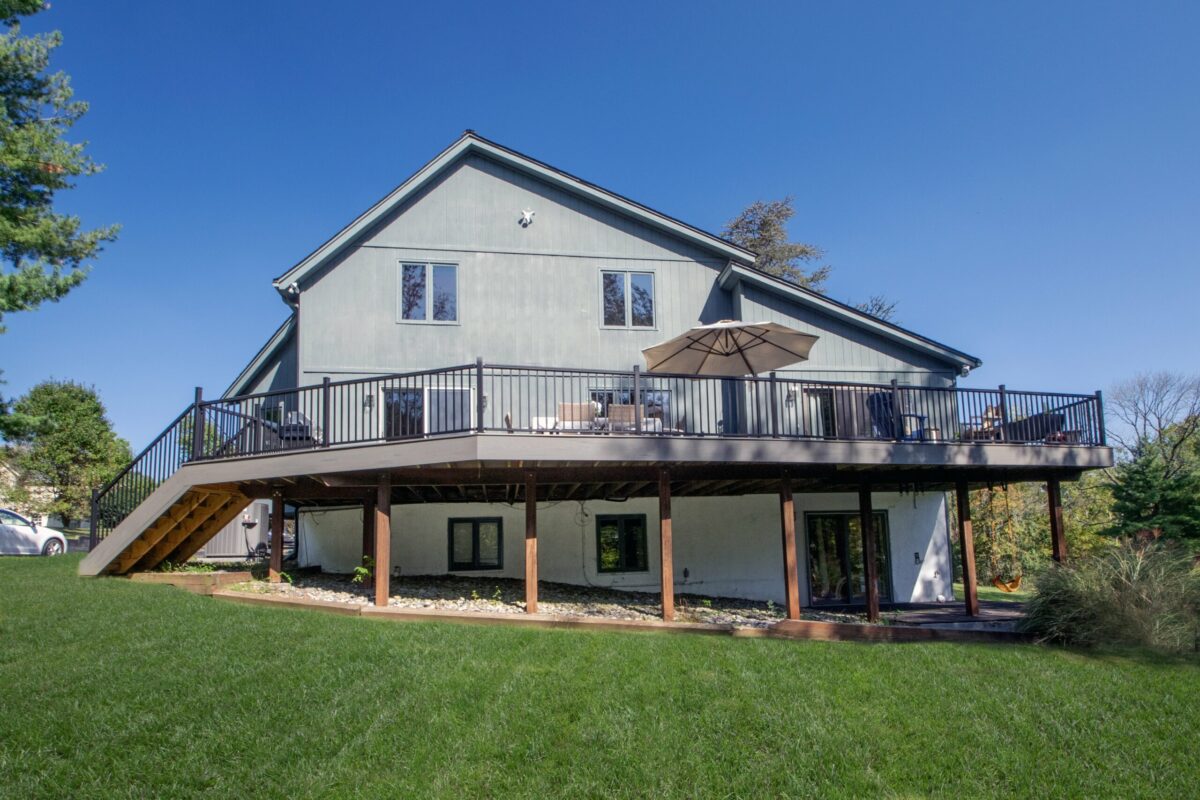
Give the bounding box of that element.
[322,377,332,447]
[1095,390,1106,446]
[476,357,485,433]
[252,402,262,453]
[632,365,642,434]
[89,488,98,551]
[769,372,780,437]
[191,387,205,461]
[890,379,902,441]
[998,384,1009,442]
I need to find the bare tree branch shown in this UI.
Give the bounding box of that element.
[1108,372,1200,477]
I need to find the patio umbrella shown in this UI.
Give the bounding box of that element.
[641,320,819,376]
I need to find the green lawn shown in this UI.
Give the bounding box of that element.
[1,557,1197,798]
[954,580,1032,604]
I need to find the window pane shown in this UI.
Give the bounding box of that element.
[598,520,621,571]
[643,390,670,422]
[384,389,423,438]
[427,388,470,434]
[432,265,456,321]
[807,516,843,604]
[602,272,625,326]
[622,517,647,570]
[477,521,500,567]
[630,272,654,327]
[401,264,426,320]
[451,522,474,566]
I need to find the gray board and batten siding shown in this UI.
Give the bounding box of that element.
[229,134,976,399]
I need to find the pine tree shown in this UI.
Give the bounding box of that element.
[0,0,119,332]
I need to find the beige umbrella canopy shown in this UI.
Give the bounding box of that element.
[642,320,819,376]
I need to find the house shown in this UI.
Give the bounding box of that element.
[80,132,1111,622]
[0,460,65,529]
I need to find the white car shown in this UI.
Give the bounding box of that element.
[0,508,68,556]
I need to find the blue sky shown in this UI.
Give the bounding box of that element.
[4,1,1198,449]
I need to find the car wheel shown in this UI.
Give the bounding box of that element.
[42,539,64,556]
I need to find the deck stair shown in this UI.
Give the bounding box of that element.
[106,489,247,574]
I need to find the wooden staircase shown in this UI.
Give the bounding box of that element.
[104,488,248,575]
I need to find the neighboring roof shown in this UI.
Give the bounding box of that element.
[223,314,296,399]
[718,262,982,372]
[272,131,756,293]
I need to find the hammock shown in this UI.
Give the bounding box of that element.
[991,575,1023,593]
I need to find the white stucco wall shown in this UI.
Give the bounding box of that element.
[296,491,954,605]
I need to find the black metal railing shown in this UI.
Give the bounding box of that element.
[89,360,1106,548]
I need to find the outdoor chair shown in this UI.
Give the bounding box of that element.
[606,404,646,431]
[1001,412,1065,443]
[557,401,599,432]
[865,392,926,441]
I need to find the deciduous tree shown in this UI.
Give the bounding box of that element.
[3,380,130,526]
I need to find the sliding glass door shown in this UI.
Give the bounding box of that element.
[805,511,891,606]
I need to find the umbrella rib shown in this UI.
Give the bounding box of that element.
[649,332,711,371]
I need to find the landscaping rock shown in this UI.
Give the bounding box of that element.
[230,573,866,628]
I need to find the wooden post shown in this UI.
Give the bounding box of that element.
[658,468,674,622]
[269,492,284,583]
[374,474,391,607]
[955,480,980,617]
[859,487,881,622]
[1048,477,1068,562]
[362,493,376,564]
[524,471,538,613]
[779,475,801,620]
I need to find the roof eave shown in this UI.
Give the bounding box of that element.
[273,133,756,292]
[718,262,982,372]
[223,314,297,399]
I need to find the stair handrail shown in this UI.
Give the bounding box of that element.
[89,403,196,548]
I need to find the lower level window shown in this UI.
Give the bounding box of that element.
[596,514,648,573]
[805,511,891,605]
[448,518,503,570]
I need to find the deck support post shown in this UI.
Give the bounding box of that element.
[658,468,674,622]
[859,486,881,623]
[362,493,376,565]
[374,474,391,607]
[1048,477,1068,562]
[779,475,801,620]
[524,471,538,613]
[269,492,284,583]
[955,480,980,617]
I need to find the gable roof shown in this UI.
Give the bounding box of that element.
[718,262,982,373]
[223,314,296,399]
[273,132,755,293]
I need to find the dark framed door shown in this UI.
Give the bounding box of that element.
[805,511,891,605]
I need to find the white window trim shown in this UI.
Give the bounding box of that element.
[396,261,460,325]
[598,269,657,330]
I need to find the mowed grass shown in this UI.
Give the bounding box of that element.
[954,580,1032,604]
[1,557,1197,799]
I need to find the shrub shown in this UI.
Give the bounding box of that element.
[1019,541,1200,653]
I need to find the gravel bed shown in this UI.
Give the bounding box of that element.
[231,572,868,628]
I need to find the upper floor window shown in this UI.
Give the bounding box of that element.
[400,262,457,323]
[601,270,655,329]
